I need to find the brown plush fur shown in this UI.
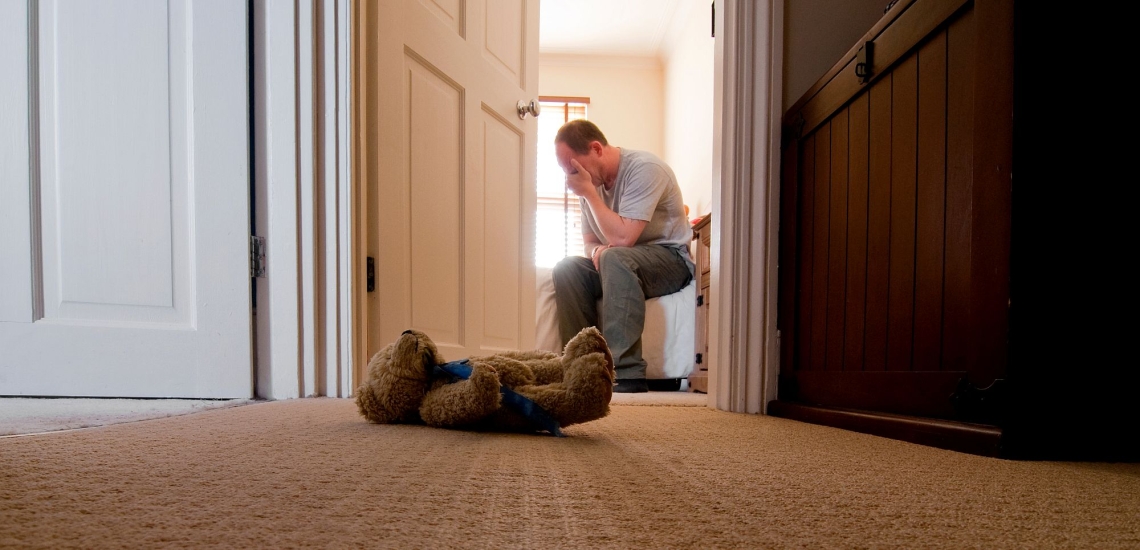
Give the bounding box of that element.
[354,327,615,434]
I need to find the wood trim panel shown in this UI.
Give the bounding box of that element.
[825,109,848,371]
[914,33,948,371]
[768,400,1003,457]
[863,75,892,372]
[786,370,966,419]
[784,0,917,118]
[795,133,816,372]
[942,9,974,374]
[968,0,1013,386]
[783,0,970,139]
[886,55,917,373]
[778,137,800,374]
[808,123,829,371]
[843,94,869,372]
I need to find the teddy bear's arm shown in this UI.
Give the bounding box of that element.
[418,362,503,428]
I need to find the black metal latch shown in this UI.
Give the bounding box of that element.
[855,41,874,84]
[949,377,1006,424]
[367,257,375,292]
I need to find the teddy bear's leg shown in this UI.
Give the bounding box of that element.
[418,362,503,428]
[470,356,536,388]
[487,351,563,385]
[526,357,565,386]
[514,351,614,428]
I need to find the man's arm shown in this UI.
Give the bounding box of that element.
[583,232,603,258]
[568,159,648,247]
[582,232,609,270]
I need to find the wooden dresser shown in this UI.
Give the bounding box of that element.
[688,214,711,393]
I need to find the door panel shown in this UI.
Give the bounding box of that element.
[483,0,524,87]
[406,53,464,347]
[480,108,523,350]
[0,0,35,324]
[364,0,537,365]
[0,0,251,398]
[41,0,185,324]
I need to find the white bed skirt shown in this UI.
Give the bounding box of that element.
[535,266,696,380]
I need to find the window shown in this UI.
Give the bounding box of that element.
[535,98,589,268]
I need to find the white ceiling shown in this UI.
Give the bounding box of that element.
[539,0,701,58]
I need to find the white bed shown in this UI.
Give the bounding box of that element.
[535,266,695,380]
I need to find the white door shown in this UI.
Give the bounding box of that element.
[0,0,252,398]
[366,0,539,360]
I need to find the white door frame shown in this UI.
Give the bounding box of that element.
[709,0,783,413]
[252,0,354,400]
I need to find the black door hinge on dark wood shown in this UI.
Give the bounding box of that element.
[367,257,375,292]
[697,295,704,307]
[949,377,1007,425]
[695,353,702,365]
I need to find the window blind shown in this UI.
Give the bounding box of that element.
[535,99,589,268]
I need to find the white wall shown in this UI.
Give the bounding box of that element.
[783,0,886,111]
[538,54,664,160]
[662,0,715,218]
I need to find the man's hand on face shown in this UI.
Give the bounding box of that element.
[565,158,597,198]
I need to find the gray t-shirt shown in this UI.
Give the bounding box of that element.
[581,148,692,251]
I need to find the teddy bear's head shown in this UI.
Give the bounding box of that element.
[355,329,447,424]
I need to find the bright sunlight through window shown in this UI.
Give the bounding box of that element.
[535,98,589,268]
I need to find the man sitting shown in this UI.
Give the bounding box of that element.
[551,120,694,393]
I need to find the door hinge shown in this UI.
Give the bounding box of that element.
[367,256,375,292]
[695,353,703,365]
[697,294,704,307]
[250,235,267,278]
[949,377,1007,425]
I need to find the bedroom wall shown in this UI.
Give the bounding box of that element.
[662,0,715,218]
[538,54,664,158]
[782,0,888,112]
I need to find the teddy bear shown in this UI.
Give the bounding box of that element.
[354,326,615,436]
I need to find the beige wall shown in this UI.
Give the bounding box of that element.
[783,0,887,111]
[538,55,664,158]
[663,0,715,218]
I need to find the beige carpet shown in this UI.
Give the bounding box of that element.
[2,399,1138,548]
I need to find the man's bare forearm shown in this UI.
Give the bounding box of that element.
[582,193,647,247]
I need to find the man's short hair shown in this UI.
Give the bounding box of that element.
[555,120,608,154]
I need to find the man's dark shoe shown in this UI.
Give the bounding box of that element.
[613,378,649,393]
[647,378,683,392]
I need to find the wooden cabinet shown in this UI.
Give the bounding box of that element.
[772,0,1013,456]
[689,214,711,393]
[764,0,1132,461]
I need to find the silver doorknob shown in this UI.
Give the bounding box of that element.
[516,99,541,119]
